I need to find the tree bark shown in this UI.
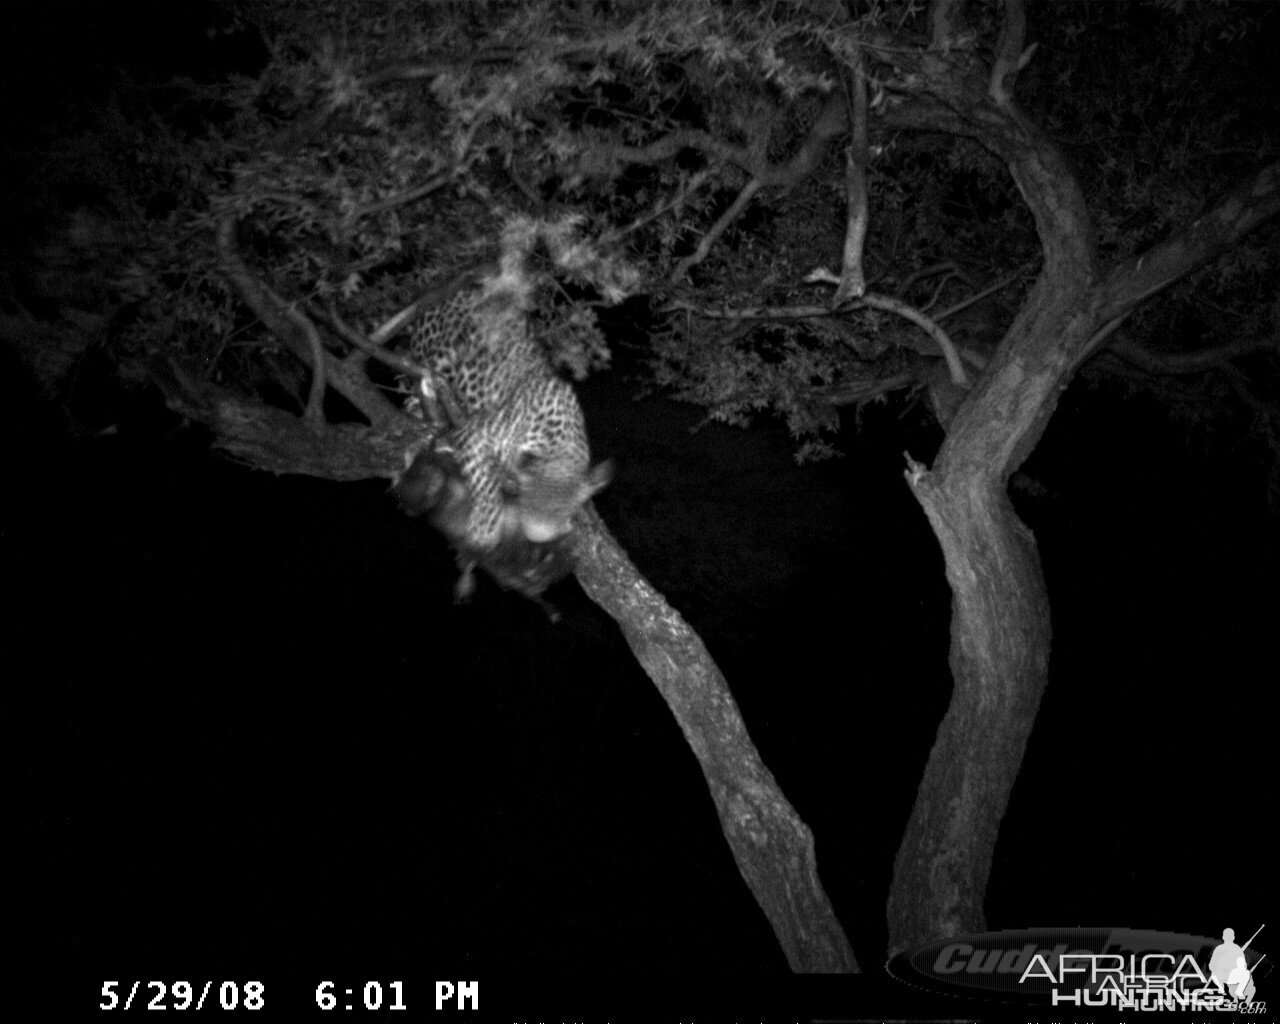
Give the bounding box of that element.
[884,159,1280,954]
[152,364,859,970]
[154,234,859,972]
[875,5,1280,951]
[148,359,424,480]
[874,0,1102,944]
[571,505,859,973]
[887,277,1088,950]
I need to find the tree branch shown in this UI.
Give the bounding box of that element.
[862,0,1099,951]
[281,292,327,424]
[150,356,424,481]
[1093,160,1280,334]
[670,179,761,281]
[987,0,1029,107]
[933,263,1035,322]
[833,53,870,304]
[856,293,968,386]
[215,215,400,428]
[662,298,830,321]
[569,506,858,973]
[370,270,480,346]
[789,273,971,385]
[319,301,468,431]
[820,371,918,406]
[587,97,847,191]
[614,167,715,239]
[349,171,452,222]
[216,216,326,425]
[1108,335,1278,376]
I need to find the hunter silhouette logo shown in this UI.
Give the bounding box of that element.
[1208,925,1264,1002]
[887,924,1269,1011]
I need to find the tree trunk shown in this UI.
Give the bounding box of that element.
[886,272,1096,952]
[873,0,1107,949]
[152,230,859,970]
[886,475,1049,948]
[572,505,859,973]
[884,155,1279,952]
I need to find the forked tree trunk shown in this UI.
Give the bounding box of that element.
[882,152,1278,952]
[873,0,1278,950]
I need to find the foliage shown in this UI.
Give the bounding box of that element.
[1023,0,1279,461]
[4,0,1275,459]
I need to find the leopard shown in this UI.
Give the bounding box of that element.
[393,217,626,601]
[392,446,574,618]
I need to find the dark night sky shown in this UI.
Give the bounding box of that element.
[10,348,1275,1003]
[4,2,1276,1019]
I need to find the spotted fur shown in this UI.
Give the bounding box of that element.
[392,446,573,616]
[393,216,632,603]
[404,284,611,554]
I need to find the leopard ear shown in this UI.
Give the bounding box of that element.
[583,459,614,496]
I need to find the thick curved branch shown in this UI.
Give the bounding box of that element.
[1092,160,1280,343]
[665,294,977,377]
[868,21,1098,283]
[856,293,968,386]
[799,273,971,385]
[570,506,858,973]
[863,0,1094,952]
[858,0,1275,957]
[1108,335,1278,376]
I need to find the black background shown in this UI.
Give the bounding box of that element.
[4,1,1275,1018]
[10,349,1275,999]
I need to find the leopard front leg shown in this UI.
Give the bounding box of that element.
[453,427,513,554]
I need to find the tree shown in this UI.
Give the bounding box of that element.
[6,0,1276,976]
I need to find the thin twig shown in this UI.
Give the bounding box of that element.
[616,168,715,239]
[349,172,451,222]
[933,263,1035,322]
[670,179,762,282]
